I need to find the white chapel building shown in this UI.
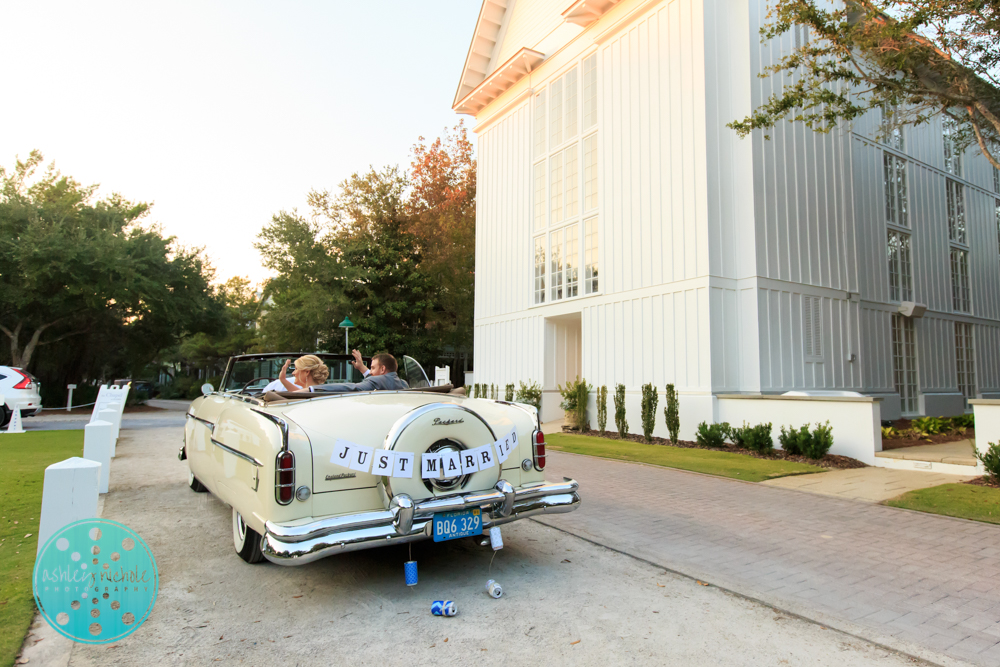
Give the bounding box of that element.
[453,0,1000,433]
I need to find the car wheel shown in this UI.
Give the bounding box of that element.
[0,406,9,429]
[188,469,207,493]
[232,508,265,564]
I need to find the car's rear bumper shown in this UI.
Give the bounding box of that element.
[260,478,580,566]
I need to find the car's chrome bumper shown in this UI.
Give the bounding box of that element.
[260,478,581,566]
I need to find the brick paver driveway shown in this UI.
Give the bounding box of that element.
[538,451,1000,666]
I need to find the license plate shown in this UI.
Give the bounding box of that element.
[433,509,482,542]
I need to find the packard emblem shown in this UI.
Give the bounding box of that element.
[325,473,357,481]
[432,417,465,426]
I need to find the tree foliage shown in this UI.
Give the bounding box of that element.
[0,151,222,388]
[730,0,1000,168]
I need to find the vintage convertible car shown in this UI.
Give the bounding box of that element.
[181,353,581,566]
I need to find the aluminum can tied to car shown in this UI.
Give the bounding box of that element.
[485,579,503,599]
[431,600,457,616]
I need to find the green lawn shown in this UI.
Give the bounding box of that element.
[886,483,1000,525]
[0,430,84,667]
[547,433,825,482]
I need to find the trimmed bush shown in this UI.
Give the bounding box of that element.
[515,381,542,412]
[614,384,628,439]
[778,422,833,459]
[505,384,514,401]
[744,422,774,453]
[559,377,592,431]
[696,421,727,448]
[664,384,680,444]
[640,383,658,441]
[977,442,1000,481]
[597,385,608,435]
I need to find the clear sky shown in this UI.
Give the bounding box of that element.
[0,1,481,285]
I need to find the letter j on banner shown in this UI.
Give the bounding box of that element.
[33,519,158,644]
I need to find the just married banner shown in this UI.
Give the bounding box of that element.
[331,428,519,479]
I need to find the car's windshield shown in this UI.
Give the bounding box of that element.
[222,355,369,393]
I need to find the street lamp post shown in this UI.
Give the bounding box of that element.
[339,317,355,379]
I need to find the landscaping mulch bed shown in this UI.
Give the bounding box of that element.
[964,476,1000,489]
[880,418,973,451]
[563,428,866,470]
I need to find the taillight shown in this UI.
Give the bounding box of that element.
[275,451,295,505]
[12,369,31,390]
[532,430,546,471]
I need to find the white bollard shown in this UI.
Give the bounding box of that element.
[105,403,122,442]
[83,421,114,493]
[36,457,101,556]
[66,383,77,412]
[98,408,119,456]
[4,406,25,434]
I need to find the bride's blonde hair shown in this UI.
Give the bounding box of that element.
[295,355,330,384]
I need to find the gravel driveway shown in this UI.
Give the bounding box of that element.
[22,424,930,666]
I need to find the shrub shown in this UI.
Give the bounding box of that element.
[664,384,680,444]
[505,384,515,401]
[779,425,810,456]
[806,421,834,458]
[744,422,774,453]
[695,422,728,448]
[952,414,975,429]
[597,385,608,434]
[640,383,658,441]
[559,377,592,430]
[779,422,833,459]
[913,416,947,435]
[515,381,542,412]
[977,442,1000,481]
[614,384,628,439]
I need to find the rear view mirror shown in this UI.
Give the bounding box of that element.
[201,383,214,396]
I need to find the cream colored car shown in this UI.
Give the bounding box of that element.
[181,353,581,565]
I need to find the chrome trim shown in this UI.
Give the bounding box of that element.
[178,446,186,461]
[295,485,311,502]
[261,478,580,565]
[186,413,215,429]
[251,408,290,452]
[495,480,515,517]
[521,458,532,471]
[275,450,296,506]
[532,429,545,471]
[209,437,263,467]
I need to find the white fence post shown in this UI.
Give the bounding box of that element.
[66,384,77,412]
[83,421,113,493]
[36,457,101,556]
[434,366,451,387]
[98,408,119,456]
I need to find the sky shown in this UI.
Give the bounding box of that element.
[0,1,481,285]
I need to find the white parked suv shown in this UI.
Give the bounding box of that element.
[0,367,42,427]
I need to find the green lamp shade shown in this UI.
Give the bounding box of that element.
[339,317,355,329]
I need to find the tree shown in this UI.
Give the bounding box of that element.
[406,122,477,370]
[0,151,222,385]
[729,0,1000,168]
[179,276,261,373]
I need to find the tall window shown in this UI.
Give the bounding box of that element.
[996,199,1000,255]
[946,179,966,243]
[880,105,904,151]
[955,322,976,407]
[884,153,908,227]
[532,53,599,305]
[951,248,970,312]
[994,166,999,194]
[887,231,913,302]
[892,314,918,415]
[943,116,962,176]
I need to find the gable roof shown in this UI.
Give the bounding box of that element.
[453,0,511,109]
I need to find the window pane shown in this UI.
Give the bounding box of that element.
[996,199,1000,255]
[550,153,564,225]
[584,134,598,211]
[892,314,919,414]
[880,105,904,151]
[951,248,970,312]
[583,54,598,130]
[947,180,966,244]
[955,322,976,406]
[565,224,579,298]
[584,215,599,293]
[943,116,962,176]
[551,229,564,301]
[564,145,579,219]
[564,68,578,142]
[534,162,547,231]
[887,231,900,303]
[549,79,563,149]
[534,91,546,159]
[534,236,546,304]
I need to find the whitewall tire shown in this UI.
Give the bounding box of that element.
[232,508,265,564]
[188,469,207,493]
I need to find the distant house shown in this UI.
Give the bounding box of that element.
[454,0,1000,426]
